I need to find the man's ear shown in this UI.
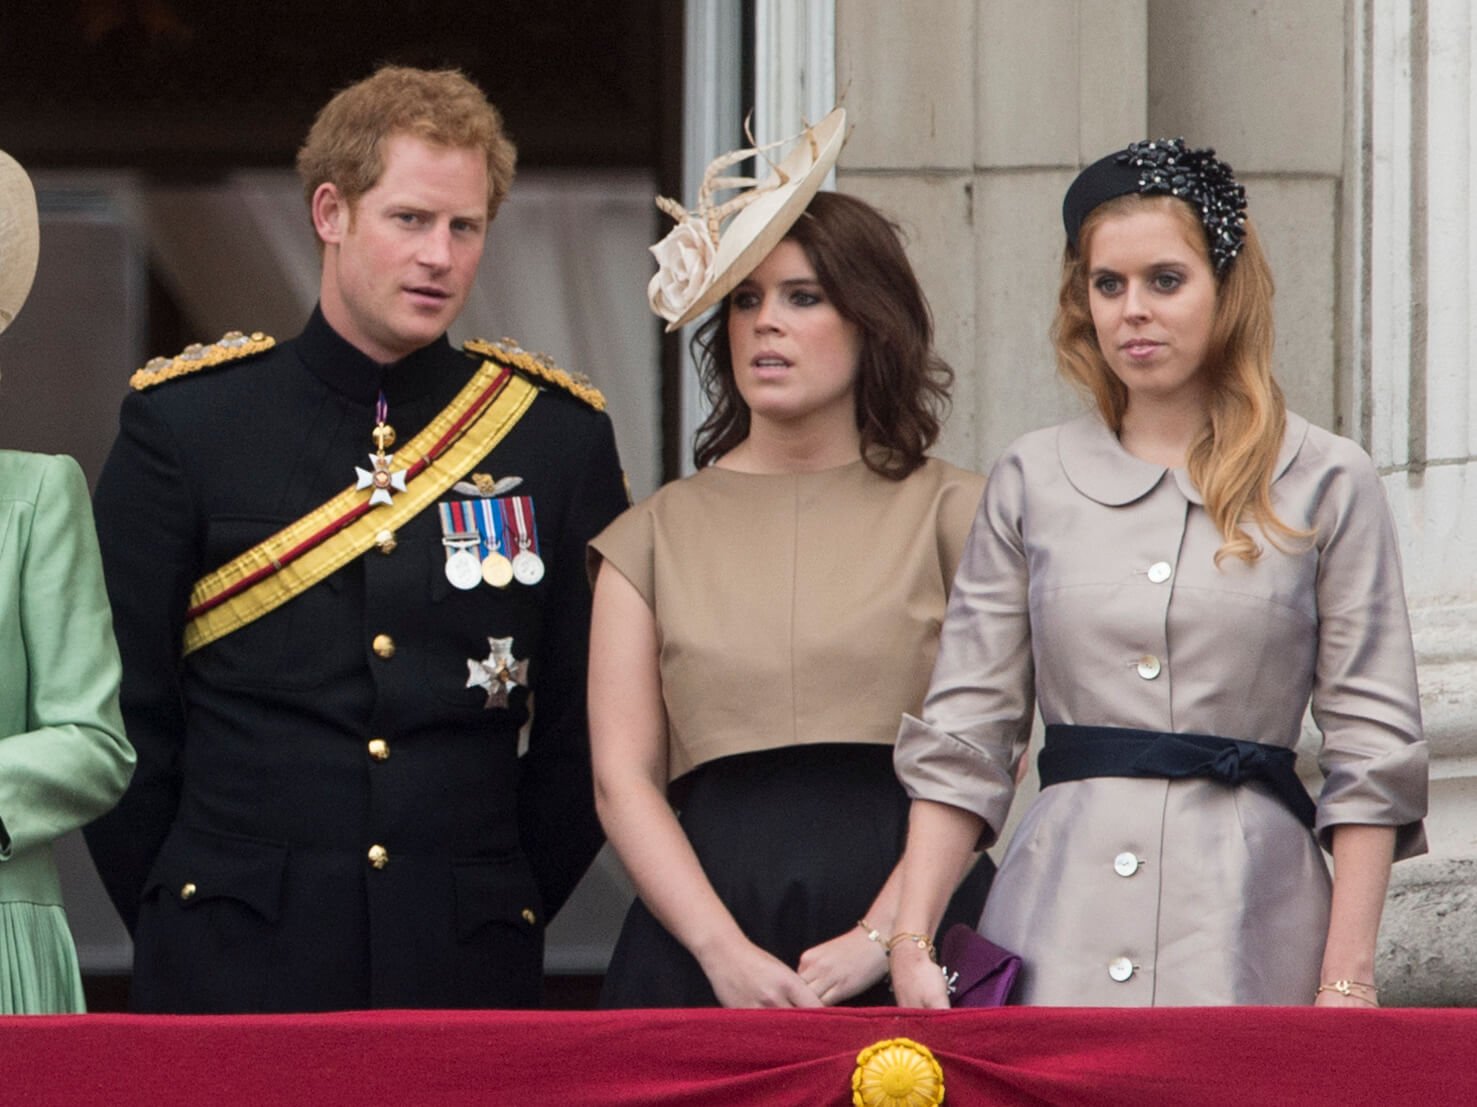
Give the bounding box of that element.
[311,182,351,246]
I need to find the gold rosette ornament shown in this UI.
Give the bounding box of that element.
[852,1037,945,1107]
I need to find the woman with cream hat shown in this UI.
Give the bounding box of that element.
[588,110,991,1007]
[0,148,135,1013]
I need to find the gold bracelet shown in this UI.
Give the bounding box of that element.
[1316,979,1379,1004]
[857,918,884,946]
[885,931,936,961]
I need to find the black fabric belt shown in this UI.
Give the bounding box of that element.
[1038,724,1316,828]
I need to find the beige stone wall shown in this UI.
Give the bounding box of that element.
[834,0,1346,469]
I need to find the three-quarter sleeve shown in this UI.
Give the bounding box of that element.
[894,449,1034,847]
[1308,438,1428,858]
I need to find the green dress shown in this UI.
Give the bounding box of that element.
[0,451,134,1013]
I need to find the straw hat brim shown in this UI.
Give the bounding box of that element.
[0,150,39,336]
[665,107,846,332]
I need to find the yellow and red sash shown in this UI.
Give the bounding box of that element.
[182,359,538,656]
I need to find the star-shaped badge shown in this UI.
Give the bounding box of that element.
[465,636,530,709]
[355,453,408,506]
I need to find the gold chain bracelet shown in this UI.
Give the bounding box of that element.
[1315,979,1379,1005]
[885,932,937,961]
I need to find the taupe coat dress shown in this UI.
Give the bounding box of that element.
[895,412,1428,1006]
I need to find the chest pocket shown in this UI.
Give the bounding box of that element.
[191,514,350,692]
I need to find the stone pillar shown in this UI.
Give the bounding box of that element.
[1352,0,1477,1006]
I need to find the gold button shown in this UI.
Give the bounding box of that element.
[375,528,397,554]
[368,738,390,761]
[521,908,537,925]
[180,882,198,901]
[372,634,396,659]
[367,844,389,869]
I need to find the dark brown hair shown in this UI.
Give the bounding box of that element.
[692,191,953,479]
[297,65,517,222]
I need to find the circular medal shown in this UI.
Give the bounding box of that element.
[512,549,545,586]
[482,552,514,589]
[445,548,482,590]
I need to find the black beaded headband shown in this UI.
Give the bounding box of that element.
[1061,138,1248,274]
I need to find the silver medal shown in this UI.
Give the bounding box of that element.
[512,547,545,586]
[445,548,482,590]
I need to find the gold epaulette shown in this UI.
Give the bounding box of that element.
[463,337,606,412]
[130,331,276,391]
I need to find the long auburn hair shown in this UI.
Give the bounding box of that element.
[691,191,953,480]
[1052,192,1305,564]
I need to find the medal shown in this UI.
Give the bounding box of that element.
[354,392,405,506]
[474,499,512,587]
[445,547,482,590]
[502,496,545,586]
[438,502,486,590]
[513,548,544,586]
[482,552,514,588]
[465,636,530,709]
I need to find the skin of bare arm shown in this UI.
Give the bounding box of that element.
[1314,824,1397,1007]
[886,798,987,1008]
[588,563,822,1008]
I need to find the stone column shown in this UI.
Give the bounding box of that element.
[1353,0,1477,1006]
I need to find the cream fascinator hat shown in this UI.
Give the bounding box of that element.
[647,107,846,332]
[0,149,40,336]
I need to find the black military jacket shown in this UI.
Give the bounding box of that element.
[85,308,627,1012]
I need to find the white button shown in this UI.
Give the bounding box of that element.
[1114,852,1141,877]
[1136,654,1162,679]
[1108,957,1135,982]
[1147,561,1172,584]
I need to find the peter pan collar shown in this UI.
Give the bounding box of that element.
[1057,409,1310,507]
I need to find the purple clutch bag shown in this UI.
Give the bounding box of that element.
[939,923,1022,1008]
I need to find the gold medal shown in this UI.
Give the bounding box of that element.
[482,552,514,588]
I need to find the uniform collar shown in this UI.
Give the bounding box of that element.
[296,304,460,407]
[1057,409,1310,506]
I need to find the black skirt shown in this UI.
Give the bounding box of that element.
[600,743,995,1008]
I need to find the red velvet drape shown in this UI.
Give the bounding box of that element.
[2,1006,1469,1106]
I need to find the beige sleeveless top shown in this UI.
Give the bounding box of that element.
[589,457,985,782]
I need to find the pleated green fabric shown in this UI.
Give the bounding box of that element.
[0,902,85,1013]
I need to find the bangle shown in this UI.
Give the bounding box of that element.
[857,918,884,946]
[885,932,937,961]
[1316,979,1379,1004]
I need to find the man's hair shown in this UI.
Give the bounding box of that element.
[296,65,517,221]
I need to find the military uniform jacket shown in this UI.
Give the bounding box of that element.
[85,309,628,1012]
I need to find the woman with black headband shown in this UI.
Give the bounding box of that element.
[886,139,1428,1007]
